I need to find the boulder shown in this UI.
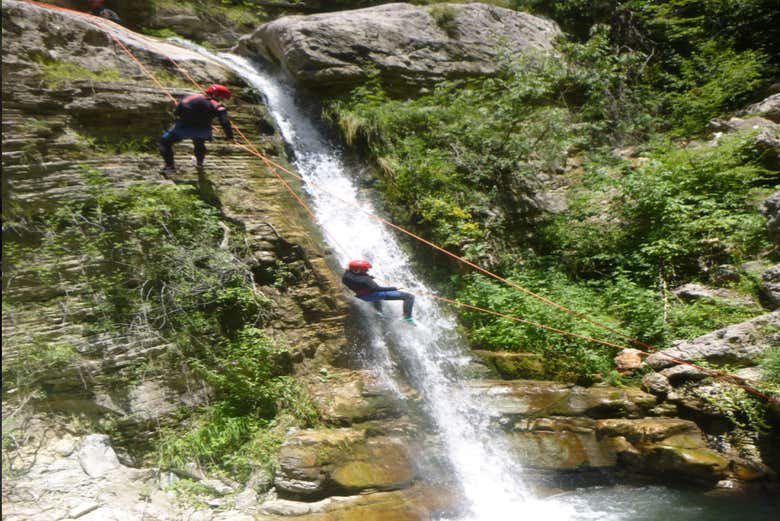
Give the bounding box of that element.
[763,191,780,246]
[614,348,644,373]
[506,417,618,469]
[274,428,415,498]
[235,2,561,95]
[471,350,545,379]
[741,93,780,123]
[660,364,709,386]
[641,372,672,396]
[596,418,702,445]
[467,380,656,420]
[709,265,741,285]
[645,311,780,369]
[708,116,778,134]
[596,418,729,482]
[642,442,729,481]
[760,264,780,308]
[77,434,121,478]
[672,283,756,307]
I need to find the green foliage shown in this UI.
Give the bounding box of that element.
[156,404,298,481]
[548,132,774,283]
[328,16,775,388]
[429,4,459,38]
[2,341,77,395]
[141,27,184,39]
[689,384,770,433]
[761,346,780,386]
[458,268,619,384]
[3,173,319,479]
[666,42,768,134]
[193,327,313,416]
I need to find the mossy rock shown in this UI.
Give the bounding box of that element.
[643,444,729,479]
[274,428,415,498]
[471,350,545,379]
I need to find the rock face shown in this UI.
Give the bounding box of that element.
[761,265,780,309]
[235,2,561,94]
[763,191,780,246]
[307,369,406,424]
[469,379,657,420]
[645,311,780,369]
[742,93,780,123]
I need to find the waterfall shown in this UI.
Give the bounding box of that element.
[174,40,573,521]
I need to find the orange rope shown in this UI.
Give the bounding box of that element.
[23,0,778,405]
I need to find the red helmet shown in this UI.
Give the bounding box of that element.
[348,260,372,272]
[205,84,231,100]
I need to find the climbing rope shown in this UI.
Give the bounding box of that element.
[24,0,779,405]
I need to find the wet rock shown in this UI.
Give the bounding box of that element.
[468,380,656,419]
[260,484,456,521]
[471,350,545,379]
[274,428,415,498]
[307,369,404,424]
[596,419,729,482]
[760,264,780,308]
[614,348,644,373]
[596,418,702,445]
[643,443,729,480]
[507,417,618,469]
[236,2,561,95]
[645,311,780,369]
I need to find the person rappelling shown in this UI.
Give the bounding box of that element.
[342,260,417,325]
[87,0,121,24]
[159,84,235,173]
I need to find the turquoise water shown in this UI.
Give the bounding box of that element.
[553,485,780,520]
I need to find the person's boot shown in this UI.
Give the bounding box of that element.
[161,163,176,174]
[403,316,418,326]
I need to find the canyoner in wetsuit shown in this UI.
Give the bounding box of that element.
[88,0,121,23]
[159,84,234,172]
[342,260,417,325]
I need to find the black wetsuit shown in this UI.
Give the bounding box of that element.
[159,94,234,168]
[91,7,121,24]
[342,270,415,318]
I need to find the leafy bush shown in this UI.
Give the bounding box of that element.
[761,346,780,385]
[547,132,774,283]
[156,404,291,480]
[4,175,317,479]
[457,268,621,383]
[666,42,769,134]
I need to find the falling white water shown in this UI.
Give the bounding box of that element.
[172,39,573,520]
